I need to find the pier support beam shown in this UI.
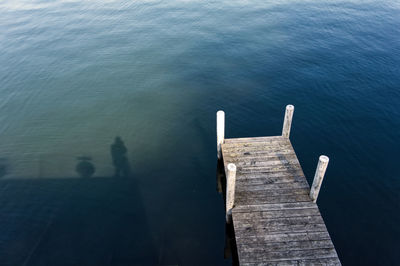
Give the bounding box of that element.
[217,110,225,159]
[226,163,236,223]
[310,155,329,203]
[282,105,294,138]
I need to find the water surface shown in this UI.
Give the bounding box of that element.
[1,0,400,265]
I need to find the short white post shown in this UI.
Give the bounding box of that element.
[310,155,329,203]
[226,163,236,223]
[217,110,225,159]
[282,105,294,138]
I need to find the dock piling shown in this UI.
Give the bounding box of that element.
[310,155,330,202]
[218,107,340,264]
[217,110,225,159]
[282,104,294,138]
[226,163,236,223]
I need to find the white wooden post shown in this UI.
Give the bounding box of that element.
[217,110,225,159]
[310,155,329,203]
[226,163,236,223]
[282,105,294,138]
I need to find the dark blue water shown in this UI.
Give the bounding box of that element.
[1,0,400,265]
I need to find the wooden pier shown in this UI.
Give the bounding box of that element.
[217,106,341,265]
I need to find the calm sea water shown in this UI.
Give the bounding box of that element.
[1,0,400,265]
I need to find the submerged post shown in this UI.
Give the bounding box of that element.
[310,155,329,203]
[217,110,225,159]
[226,163,236,223]
[282,104,294,138]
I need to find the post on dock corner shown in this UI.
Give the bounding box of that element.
[310,155,329,203]
[217,110,225,159]
[282,105,294,138]
[226,163,236,223]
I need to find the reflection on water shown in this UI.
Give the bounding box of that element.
[217,161,239,265]
[0,137,157,265]
[0,177,157,265]
[111,137,131,178]
[0,137,134,180]
[75,156,95,178]
[0,135,230,265]
[0,136,134,179]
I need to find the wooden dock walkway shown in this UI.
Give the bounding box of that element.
[217,106,341,265]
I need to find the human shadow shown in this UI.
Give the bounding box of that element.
[110,137,131,178]
[75,156,96,178]
[0,158,7,178]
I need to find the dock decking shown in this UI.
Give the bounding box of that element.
[217,106,341,265]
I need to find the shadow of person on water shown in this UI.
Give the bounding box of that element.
[75,156,96,178]
[0,158,7,178]
[110,136,131,177]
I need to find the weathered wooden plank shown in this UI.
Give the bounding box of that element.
[241,257,341,266]
[233,200,318,212]
[236,181,309,191]
[233,207,321,220]
[234,162,301,172]
[236,177,307,187]
[237,239,334,253]
[234,215,325,229]
[223,137,288,146]
[222,143,292,155]
[234,220,326,237]
[224,136,285,144]
[234,227,330,242]
[239,149,295,156]
[222,145,290,153]
[235,231,332,244]
[224,156,298,165]
[232,202,317,213]
[236,190,310,200]
[299,257,341,265]
[239,247,338,262]
[222,143,292,153]
[223,152,297,162]
[227,161,300,170]
[227,168,305,180]
[236,171,307,181]
[223,149,295,158]
[234,224,328,237]
[235,157,300,166]
[224,156,300,168]
[234,197,310,206]
[238,164,304,174]
[235,194,312,205]
[236,178,307,188]
[236,187,309,197]
[233,210,328,234]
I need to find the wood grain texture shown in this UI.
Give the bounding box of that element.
[221,136,340,265]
